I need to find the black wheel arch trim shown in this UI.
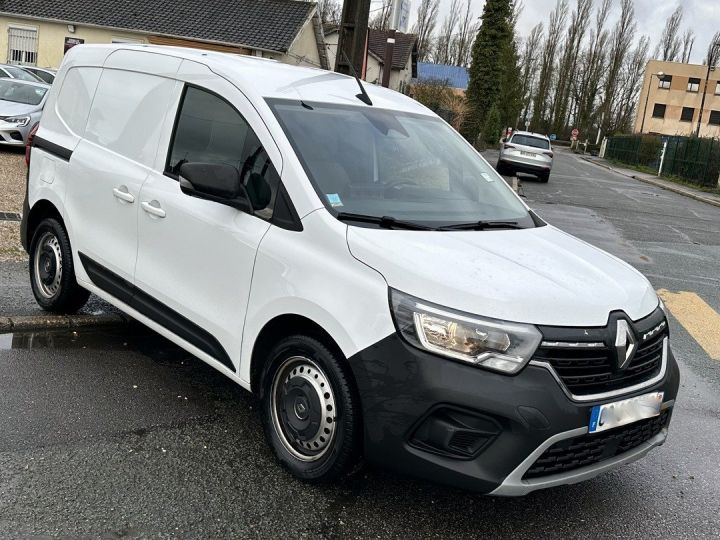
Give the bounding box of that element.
[78,252,235,372]
[32,136,73,162]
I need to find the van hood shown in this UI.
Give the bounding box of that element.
[347,225,658,327]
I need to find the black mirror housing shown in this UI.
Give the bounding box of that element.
[179,162,253,213]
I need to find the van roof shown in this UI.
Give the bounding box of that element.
[66,44,430,115]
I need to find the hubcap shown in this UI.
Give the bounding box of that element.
[270,356,337,462]
[33,232,62,299]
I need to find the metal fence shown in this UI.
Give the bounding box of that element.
[605,134,720,188]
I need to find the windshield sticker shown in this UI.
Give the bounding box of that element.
[326,193,343,207]
[481,172,495,182]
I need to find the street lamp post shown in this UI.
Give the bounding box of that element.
[639,71,664,134]
[696,43,720,137]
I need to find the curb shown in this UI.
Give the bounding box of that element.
[580,157,720,209]
[0,313,129,333]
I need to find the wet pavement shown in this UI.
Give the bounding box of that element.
[0,149,719,538]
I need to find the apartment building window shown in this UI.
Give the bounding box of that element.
[680,107,694,122]
[658,75,672,89]
[7,26,38,66]
[687,77,700,92]
[652,103,666,118]
[709,111,720,125]
[715,81,720,95]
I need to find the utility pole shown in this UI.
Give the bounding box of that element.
[696,42,719,137]
[335,0,371,77]
[381,0,403,88]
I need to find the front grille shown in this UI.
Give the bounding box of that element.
[523,410,670,479]
[534,328,666,396]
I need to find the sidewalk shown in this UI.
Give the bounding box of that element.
[581,154,720,209]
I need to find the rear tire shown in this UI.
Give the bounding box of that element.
[496,160,508,176]
[28,218,90,314]
[260,335,361,482]
[539,171,550,183]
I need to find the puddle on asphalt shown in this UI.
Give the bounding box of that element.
[0,324,191,361]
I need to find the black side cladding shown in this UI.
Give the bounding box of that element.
[32,136,73,161]
[79,253,235,371]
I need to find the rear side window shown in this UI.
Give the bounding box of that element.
[510,134,550,150]
[166,86,280,220]
[85,69,176,166]
[56,67,102,136]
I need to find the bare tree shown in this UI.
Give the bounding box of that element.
[454,0,479,67]
[680,29,695,63]
[434,0,462,65]
[413,0,440,62]
[706,31,720,67]
[601,0,636,134]
[316,0,342,26]
[551,0,593,134]
[519,23,544,128]
[370,0,392,31]
[530,0,569,132]
[613,35,650,133]
[655,5,683,62]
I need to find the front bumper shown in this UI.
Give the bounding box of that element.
[0,126,29,146]
[347,334,680,495]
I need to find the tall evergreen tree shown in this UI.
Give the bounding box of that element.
[462,0,519,142]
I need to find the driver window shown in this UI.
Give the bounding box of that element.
[166,85,279,218]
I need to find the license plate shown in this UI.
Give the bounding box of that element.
[520,151,535,158]
[589,392,664,434]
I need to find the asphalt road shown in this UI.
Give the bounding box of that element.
[1,148,719,538]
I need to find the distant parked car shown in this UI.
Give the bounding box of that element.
[0,78,49,146]
[21,66,56,84]
[0,64,45,83]
[496,131,554,183]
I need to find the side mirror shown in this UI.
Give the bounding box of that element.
[501,137,508,143]
[178,162,253,213]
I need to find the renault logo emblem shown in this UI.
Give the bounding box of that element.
[615,320,637,370]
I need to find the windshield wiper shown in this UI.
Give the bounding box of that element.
[437,221,524,231]
[336,212,433,230]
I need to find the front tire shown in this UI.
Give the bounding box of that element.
[260,335,361,482]
[29,218,90,313]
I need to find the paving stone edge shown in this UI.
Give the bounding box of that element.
[0,313,129,333]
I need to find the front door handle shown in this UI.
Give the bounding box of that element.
[112,186,135,203]
[141,200,166,218]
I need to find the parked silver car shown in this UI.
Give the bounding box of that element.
[0,79,49,146]
[21,66,56,84]
[496,131,554,183]
[0,63,45,83]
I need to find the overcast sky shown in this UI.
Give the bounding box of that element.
[399,0,719,64]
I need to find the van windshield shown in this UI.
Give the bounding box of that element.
[268,99,534,229]
[0,80,46,105]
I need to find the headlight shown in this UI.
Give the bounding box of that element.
[390,289,542,374]
[5,115,30,127]
[658,298,669,318]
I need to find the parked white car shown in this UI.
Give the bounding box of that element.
[23,45,678,495]
[497,131,554,182]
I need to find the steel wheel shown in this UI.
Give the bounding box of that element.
[270,356,338,462]
[33,231,63,299]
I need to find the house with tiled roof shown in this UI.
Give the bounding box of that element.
[0,0,329,70]
[325,27,417,93]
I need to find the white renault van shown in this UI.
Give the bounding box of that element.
[22,45,678,495]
